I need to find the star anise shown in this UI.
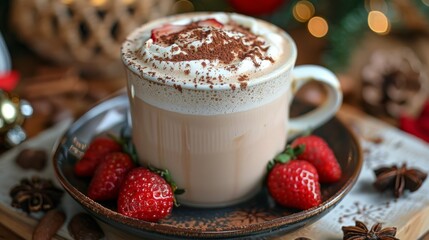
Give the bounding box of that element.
[9,176,64,213]
[373,163,427,198]
[342,221,398,240]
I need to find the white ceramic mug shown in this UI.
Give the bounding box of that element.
[122,12,342,207]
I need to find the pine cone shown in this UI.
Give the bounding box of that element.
[361,48,428,119]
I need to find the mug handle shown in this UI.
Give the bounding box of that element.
[288,65,343,138]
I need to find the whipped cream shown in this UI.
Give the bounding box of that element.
[123,13,296,115]
[127,13,286,87]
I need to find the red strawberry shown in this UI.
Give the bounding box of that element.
[151,18,223,42]
[87,152,135,201]
[267,160,322,210]
[74,138,122,177]
[117,167,176,222]
[197,18,223,28]
[151,24,186,42]
[291,135,342,183]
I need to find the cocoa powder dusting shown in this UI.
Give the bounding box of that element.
[136,18,279,89]
[173,84,183,93]
[238,74,249,82]
[154,22,273,67]
[229,84,236,91]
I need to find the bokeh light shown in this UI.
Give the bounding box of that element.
[368,10,390,35]
[365,0,388,12]
[173,0,195,13]
[293,0,315,23]
[90,0,106,7]
[1,102,17,123]
[61,0,73,5]
[307,16,328,38]
[122,0,135,5]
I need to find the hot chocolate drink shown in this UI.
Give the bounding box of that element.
[122,12,342,207]
[122,13,292,115]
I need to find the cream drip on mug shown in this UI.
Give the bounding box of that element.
[129,13,285,87]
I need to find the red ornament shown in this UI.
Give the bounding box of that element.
[400,100,429,143]
[229,0,287,16]
[0,70,19,91]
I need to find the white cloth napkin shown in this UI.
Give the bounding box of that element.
[284,111,429,239]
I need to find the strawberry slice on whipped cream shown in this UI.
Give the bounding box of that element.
[151,18,223,42]
[197,18,224,28]
[150,24,185,42]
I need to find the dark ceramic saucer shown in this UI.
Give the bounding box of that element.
[53,92,363,239]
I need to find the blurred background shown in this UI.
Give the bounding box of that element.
[0,0,429,150]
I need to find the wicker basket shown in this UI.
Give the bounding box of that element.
[10,0,174,76]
